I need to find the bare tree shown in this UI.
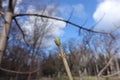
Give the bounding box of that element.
[0,0,17,64]
[1,1,120,80]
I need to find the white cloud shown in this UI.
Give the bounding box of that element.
[58,3,86,19]
[20,5,66,48]
[16,0,22,4]
[15,0,23,13]
[58,5,73,19]
[93,0,120,32]
[97,0,104,3]
[2,0,8,9]
[73,4,86,18]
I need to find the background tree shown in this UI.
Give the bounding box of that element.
[0,0,120,80]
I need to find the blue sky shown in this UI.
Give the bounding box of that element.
[56,0,120,43]
[3,0,119,47]
[58,0,98,41]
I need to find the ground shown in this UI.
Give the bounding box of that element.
[38,76,120,80]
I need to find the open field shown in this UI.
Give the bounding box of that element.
[39,76,120,80]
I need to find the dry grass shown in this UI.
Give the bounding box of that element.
[38,76,120,80]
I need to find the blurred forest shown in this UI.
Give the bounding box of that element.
[0,0,120,80]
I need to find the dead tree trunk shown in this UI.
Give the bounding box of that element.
[98,55,114,77]
[0,0,17,64]
[115,57,120,77]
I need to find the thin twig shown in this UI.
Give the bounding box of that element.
[41,5,48,22]
[79,19,88,35]
[65,8,74,28]
[91,13,105,29]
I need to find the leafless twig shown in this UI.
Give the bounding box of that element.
[91,13,105,30]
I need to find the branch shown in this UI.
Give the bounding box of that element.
[13,17,29,46]
[102,71,120,78]
[13,13,108,34]
[91,13,105,29]
[97,54,115,77]
[0,67,39,74]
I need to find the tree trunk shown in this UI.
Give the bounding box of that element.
[98,56,114,77]
[96,64,99,74]
[57,71,61,78]
[0,0,2,18]
[27,51,35,80]
[78,70,82,80]
[15,64,24,80]
[115,57,120,77]
[27,73,32,80]
[0,0,17,64]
